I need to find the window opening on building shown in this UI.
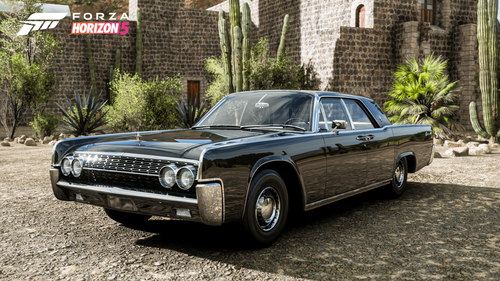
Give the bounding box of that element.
[187,81,200,106]
[421,0,434,24]
[356,5,365,28]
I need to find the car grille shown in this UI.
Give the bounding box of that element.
[77,153,171,175]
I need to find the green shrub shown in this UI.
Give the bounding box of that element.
[29,112,59,137]
[205,38,318,106]
[107,72,183,132]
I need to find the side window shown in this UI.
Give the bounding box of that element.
[343,99,375,130]
[320,98,352,131]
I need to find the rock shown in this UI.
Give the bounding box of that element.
[59,133,67,139]
[39,139,47,145]
[434,151,442,158]
[433,138,443,146]
[1,141,10,146]
[444,140,464,147]
[491,143,499,149]
[478,144,491,154]
[69,135,76,138]
[466,142,480,148]
[4,137,13,142]
[24,138,36,146]
[444,147,469,157]
[13,137,19,144]
[20,135,26,140]
[466,136,473,142]
[457,139,466,145]
[469,147,485,155]
[43,136,53,142]
[444,149,457,157]
[48,140,57,146]
[18,139,25,144]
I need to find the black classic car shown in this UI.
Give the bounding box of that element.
[50,90,434,245]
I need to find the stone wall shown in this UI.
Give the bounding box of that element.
[373,0,420,30]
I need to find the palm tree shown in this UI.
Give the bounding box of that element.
[384,54,464,139]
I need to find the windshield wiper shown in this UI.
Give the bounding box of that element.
[241,124,307,131]
[192,125,242,130]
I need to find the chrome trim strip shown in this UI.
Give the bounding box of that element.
[56,180,198,204]
[428,144,435,165]
[82,167,159,177]
[75,151,199,165]
[304,178,392,211]
[340,98,355,130]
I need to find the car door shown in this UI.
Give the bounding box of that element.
[342,99,394,186]
[320,98,367,198]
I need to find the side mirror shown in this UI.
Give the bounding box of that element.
[331,120,347,132]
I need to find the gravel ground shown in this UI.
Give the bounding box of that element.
[1,143,499,280]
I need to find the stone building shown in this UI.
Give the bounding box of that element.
[1,0,492,131]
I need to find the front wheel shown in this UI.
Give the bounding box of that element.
[243,170,289,247]
[385,157,408,198]
[103,208,152,226]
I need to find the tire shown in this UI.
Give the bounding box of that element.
[386,157,408,198]
[243,169,289,247]
[103,208,152,226]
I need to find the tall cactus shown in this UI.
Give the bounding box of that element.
[234,26,243,92]
[85,35,97,95]
[241,3,252,91]
[277,14,290,61]
[218,11,234,94]
[229,0,240,78]
[136,8,143,77]
[469,0,499,142]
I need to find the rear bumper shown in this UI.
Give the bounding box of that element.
[49,168,223,226]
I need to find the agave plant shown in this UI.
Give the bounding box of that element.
[57,87,109,136]
[176,96,208,128]
[384,54,464,139]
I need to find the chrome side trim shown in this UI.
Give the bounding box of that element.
[428,144,435,165]
[56,180,198,204]
[340,98,355,130]
[304,178,392,211]
[196,183,223,226]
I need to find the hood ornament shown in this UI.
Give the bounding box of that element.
[136,132,142,145]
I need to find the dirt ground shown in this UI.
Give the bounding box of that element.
[0,143,499,280]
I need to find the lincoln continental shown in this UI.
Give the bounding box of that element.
[50,90,434,245]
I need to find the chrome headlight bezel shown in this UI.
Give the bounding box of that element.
[61,157,73,176]
[176,166,196,190]
[71,158,84,177]
[159,165,177,188]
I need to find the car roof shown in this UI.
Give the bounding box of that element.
[232,90,374,102]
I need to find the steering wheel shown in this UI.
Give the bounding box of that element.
[284,118,309,126]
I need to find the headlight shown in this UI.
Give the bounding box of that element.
[159,165,177,188]
[61,157,72,176]
[176,166,196,190]
[71,158,83,177]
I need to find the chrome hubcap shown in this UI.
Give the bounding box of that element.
[394,161,405,189]
[255,187,281,232]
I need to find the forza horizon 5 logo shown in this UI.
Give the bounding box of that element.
[17,12,130,36]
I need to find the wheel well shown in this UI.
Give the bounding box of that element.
[404,154,417,173]
[252,162,305,212]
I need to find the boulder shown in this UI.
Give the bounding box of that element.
[444,149,457,157]
[466,142,480,148]
[59,133,67,140]
[13,137,19,144]
[444,147,469,157]
[434,151,442,158]
[48,140,57,146]
[478,144,491,154]
[469,147,485,155]
[24,138,36,146]
[69,135,76,139]
[1,141,10,146]
[4,137,13,142]
[18,138,25,144]
[457,139,466,145]
[491,143,499,149]
[433,138,443,146]
[444,140,464,147]
[43,136,53,142]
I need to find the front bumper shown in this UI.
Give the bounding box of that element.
[50,168,223,226]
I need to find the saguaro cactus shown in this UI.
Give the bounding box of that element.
[233,26,243,92]
[229,0,240,77]
[241,3,252,91]
[85,35,97,95]
[136,8,143,77]
[277,14,290,61]
[469,0,499,142]
[218,11,234,94]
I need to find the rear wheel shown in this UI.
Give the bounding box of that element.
[386,157,408,198]
[103,208,151,226]
[243,170,289,247]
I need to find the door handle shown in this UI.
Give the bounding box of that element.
[367,134,374,140]
[356,136,365,141]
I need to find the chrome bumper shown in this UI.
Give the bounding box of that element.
[49,168,223,226]
[428,144,435,165]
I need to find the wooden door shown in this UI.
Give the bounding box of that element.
[421,0,434,24]
[187,81,200,106]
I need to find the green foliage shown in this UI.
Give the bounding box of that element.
[107,72,183,132]
[29,112,59,138]
[0,0,62,139]
[384,54,464,139]
[175,96,208,128]
[57,88,109,136]
[205,38,318,106]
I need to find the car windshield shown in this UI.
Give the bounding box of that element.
[196,91,314,130]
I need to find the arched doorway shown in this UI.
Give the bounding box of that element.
[356,5,365,28]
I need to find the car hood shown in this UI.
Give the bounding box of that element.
[72,129,274,160]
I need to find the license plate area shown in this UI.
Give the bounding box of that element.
[107,196,138,211]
